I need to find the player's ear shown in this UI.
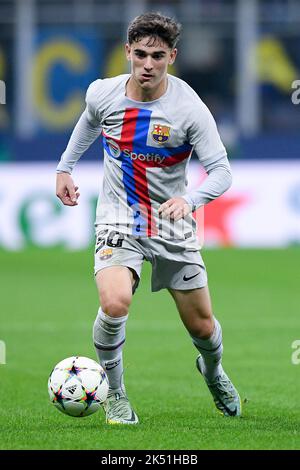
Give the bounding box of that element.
[169,48,177,65]
[125,43,131,61]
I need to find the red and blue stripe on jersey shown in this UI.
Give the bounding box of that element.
[102,108,192,236]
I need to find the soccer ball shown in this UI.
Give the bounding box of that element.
[48,356,109,417]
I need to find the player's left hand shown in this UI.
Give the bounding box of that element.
[158,197,192,221]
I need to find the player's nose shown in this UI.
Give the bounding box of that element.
[144,56,153,70]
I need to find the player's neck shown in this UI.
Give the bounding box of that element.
[126,76,168,102]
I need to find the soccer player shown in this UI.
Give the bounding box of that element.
[56,12,241,424]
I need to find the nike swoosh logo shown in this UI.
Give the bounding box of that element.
[217,398,238,417]
[105,360,121,371]
[107,410,138,425]
[128,410,138,422]
[183,272,201,282]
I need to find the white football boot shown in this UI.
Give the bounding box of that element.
[196,355,242,417]
[102,390,139,425]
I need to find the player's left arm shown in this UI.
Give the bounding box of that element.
[181,153,232,209]
[159,99,232,220]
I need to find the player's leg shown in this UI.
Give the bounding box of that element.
[93,265,139,424]
[169,286,241,417]
[169,285,222,380]
[94,265,134,392]
[147,239,241,417]
[93,228,143,424]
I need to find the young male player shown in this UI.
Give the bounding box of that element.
[56,12,241,424]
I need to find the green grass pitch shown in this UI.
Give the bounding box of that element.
[1,247,300,450]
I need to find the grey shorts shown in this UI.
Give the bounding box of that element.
[94,225,207,292]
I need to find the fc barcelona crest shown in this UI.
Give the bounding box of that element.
[152,124,171,143]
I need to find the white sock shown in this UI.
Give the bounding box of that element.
[191,317,223,382]
[93,308,128,392]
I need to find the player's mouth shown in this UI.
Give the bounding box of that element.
[141,73,153,81]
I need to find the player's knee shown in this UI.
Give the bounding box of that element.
[189,317,214,339]
[101,295,131,318]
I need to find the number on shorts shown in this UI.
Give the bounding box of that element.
[107,231,124,248]
[95,229,108,253]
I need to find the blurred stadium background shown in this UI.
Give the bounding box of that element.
[1,0,300,451]
[0,0,300,249]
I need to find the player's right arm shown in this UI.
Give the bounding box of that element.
[56,80,102,206]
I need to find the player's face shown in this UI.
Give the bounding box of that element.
[125,37,177,92]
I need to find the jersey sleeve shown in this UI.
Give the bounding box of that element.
[85,79,103,125]
[188,99,227,165]
[182,154,232,210]
[183,97,232,209]
[56,81,102,174]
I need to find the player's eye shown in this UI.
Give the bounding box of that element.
[152,54,164,60]
[135,51,146,58]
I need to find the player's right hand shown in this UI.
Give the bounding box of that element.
[56,172,80,206]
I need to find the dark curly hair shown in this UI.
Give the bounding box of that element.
[127,12,181,49]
